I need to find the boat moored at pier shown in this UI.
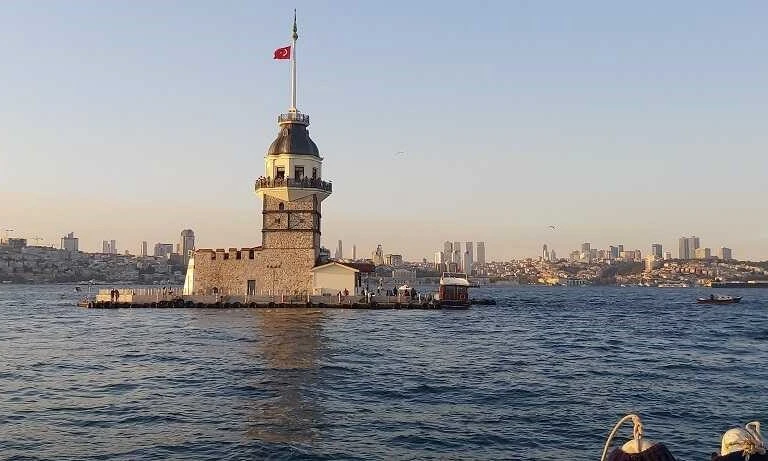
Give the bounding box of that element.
[435,272,470,308]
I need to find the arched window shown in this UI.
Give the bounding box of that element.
[212,287,219,295]
[278,202,285,211]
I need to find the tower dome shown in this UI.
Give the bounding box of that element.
[267,112,319,156]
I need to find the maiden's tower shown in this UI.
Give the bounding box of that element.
[185,15,333,297]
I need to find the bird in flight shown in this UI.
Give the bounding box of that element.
[396,151,406,156]
[548,225,556,230]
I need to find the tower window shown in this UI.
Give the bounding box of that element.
[294,166,304,180]
[312,168,317,179]
[278,202,285,211]
[276,167,285,179]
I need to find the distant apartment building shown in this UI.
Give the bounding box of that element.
[384,254,403,267]
[141,241,148,257]
[180,229,195,268]
[476,241,486,265]
[549,249,556,261]
[695,247,712,259]
[1,238,27,249]
[154,243,174,258]
[664,251,672,260]
[335,239,343,259]
[443,241,453,264]
[434,251,445,271]
[464,249,473,275]
[678,236,700,260]
[609,246,619,260]
[465,241,474,268]
[102,240,117,254]
[352,245,357,260]
[651,243,663,259]
[60,232,79,252]
[453,241,461,266]
[719,247,733,261]
[644,255,658,273]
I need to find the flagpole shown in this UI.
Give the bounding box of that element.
[290,10,298,112]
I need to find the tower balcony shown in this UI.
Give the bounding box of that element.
[255,176,332,202]
[278,112,310,125]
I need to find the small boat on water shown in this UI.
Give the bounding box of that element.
[435,272,470,308]
[697,295,742,304]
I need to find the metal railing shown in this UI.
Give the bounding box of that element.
[255,177,332,192]
[278,112,310,125]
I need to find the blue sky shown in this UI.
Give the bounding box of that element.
[1,1,767,260]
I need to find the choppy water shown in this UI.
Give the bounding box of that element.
[1,285,766,460]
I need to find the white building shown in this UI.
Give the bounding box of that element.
[61,232,79,252]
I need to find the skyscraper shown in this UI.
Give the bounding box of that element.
[335,239,343,259]
[180,229,195,268]
[141,241,148,257]
[434,251,444,271]
[453,241,461,266]
[719,247,732,260]
[609,246,619,260]
[678,236,700,260]
[651,243,663,259]
[465,241,473,271]
[542,244,549,261]
[60,232,79,252]
[110,240,117,255]
[476,241,485,265]
[444,241,453,264]
[464,249,473,275]
[352,244,357,260]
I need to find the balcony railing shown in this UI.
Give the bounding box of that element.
[278,112,310,125]
[255,177,332,193]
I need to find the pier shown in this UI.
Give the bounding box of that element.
[79,288,495,310]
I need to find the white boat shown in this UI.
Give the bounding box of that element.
[657,282,689,288]
[435,272,470,307]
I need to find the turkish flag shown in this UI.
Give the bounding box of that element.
[273,46,291,60]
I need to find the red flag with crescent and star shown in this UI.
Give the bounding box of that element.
[273,46,291,60]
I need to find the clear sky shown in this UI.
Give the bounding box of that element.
[2,1,767,261]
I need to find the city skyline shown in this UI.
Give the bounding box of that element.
[2,2,767,260]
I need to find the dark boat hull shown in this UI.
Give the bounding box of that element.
[697,297,742,304]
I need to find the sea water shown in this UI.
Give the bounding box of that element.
[1,285,766,460]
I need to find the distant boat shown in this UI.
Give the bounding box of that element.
[697,295,742,304]
[658,282,690,288]
[1,280,11,284]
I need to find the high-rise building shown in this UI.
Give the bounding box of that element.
[476,241,486,265]
[154,243,174,258]
[581,242,591,253]
[465,241,474,271]
[719,247,732,261]
[651,243,663,259]
[617,244,624,254]
[335,239,343,259]
[644,255,658,273]
[102,240,117,254]
[352,245,357,260]
[542,244,549,261]
[695,247,711,259]
[464,249,473,275]
[609,246,619,260]
[453,241,461,266]
[664,251,672,260]
[434,251,444,271]
[60,232,79,252]
[180,229,195,268]
[444,241,453,264]
[110,240,117,255]
[549,249,557,261]
[678,236,700,260]
[141,241,148,257]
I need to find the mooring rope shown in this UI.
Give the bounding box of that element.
[600,413,644,461]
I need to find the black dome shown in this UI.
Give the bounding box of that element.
[267,123,319,156]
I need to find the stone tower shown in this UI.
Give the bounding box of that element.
[256,110,332,261]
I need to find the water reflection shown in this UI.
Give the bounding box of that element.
[246,309,326,445]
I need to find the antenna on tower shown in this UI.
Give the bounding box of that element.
[290,9,299,112]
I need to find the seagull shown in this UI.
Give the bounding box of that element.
[548,225,556,230]
[396,151,406,156]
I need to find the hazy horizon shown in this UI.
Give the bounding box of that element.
[2,1,767,261]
